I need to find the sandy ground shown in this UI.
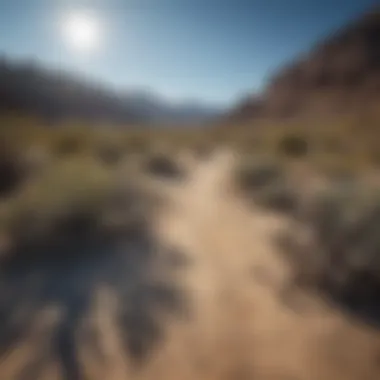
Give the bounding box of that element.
[149,150,380,380]
[2,150,380,380]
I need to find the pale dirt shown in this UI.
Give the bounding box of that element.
[147,150,380,380]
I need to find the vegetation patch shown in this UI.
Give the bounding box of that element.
[278,182,380,325]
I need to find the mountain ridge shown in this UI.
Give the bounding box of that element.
[0,57,221,126]
[228,7,380,123]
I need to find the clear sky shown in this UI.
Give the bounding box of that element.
[0,0,377,106]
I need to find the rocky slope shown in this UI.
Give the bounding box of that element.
[229,8,380,122]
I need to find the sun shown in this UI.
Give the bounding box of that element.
[61,11,102,53]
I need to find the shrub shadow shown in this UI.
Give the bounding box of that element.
[0,216,188,380]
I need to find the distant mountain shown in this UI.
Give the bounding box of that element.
[0,57,221,126]
[228,7,380,122]
[122,91,222,126]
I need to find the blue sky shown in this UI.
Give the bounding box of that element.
[0,0,377,106]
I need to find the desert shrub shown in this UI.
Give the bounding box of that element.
[254,182,298,214]
[277,133,309,158]
[52,133,87,157]
[0,146,25,197]
[95,139,125,166]
[235,157,298,214]
[143,152,183,180]
[0,154,187,377]
[236,158,283,190]
[2,159,111,246]
[279,183,380,324]
[0,157,159,257]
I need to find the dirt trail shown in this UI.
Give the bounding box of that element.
[149,150,380,380]
[2,150,380,380]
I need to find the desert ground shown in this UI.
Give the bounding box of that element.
[0,145,379,380]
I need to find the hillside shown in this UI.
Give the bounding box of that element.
[229,8,380,122]
[0,58,221,126]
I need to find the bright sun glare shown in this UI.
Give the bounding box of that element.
[61,11,101,53]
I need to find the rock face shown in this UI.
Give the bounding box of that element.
[229,8,380,122]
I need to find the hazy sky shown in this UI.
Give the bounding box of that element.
[0,0,377,106]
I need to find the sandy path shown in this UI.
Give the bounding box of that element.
[148,150,380,380]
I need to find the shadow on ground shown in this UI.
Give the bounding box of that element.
[0,212,189,380]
